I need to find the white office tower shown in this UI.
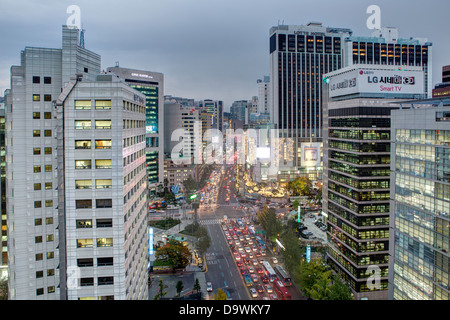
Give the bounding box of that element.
[56,74,148,300]
[6,25,100,300]
[257,76,271,115]
[6,26,148,300]
[164,100,202,164]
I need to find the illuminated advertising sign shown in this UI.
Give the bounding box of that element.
[328,68,424,98]
[301,143,321,168]
[148,227,154,256]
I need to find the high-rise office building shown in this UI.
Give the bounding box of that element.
[163,99,202,164]
[55,73,148,300]
[257,76,271,115]
[345,27,433,98]
[269,22,352,179]
[270,24,432,181]
[322,64,426,300]
[389,98,450,300]
[0,98,5,279]
[443,65,450,83]
[230,100,250,123]
[198,99,223,132]
[106,66,164,197]
[5,25,101,299]
[432,65,450,98]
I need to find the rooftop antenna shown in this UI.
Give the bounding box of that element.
[79,24,85,48]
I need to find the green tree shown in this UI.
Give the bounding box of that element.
[153,279,167,300]
[176,280,184,297]
[309,270,333,300]
[193,278,201,293]
[328,276,353,300]
[294,259,329,298]
[155,239,192,272]
[279,227,302,273]
[287,177,312,197]
[194,225,211,257]
[0,278,8,300]
[214,288,228,300]
[257,206,282,241]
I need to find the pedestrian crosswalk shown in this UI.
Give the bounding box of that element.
[198,218,223,225]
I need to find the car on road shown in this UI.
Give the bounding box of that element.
[206,282,213,292]
[252,259,258,266]
[271,257,278,264]
[256,266,263,274]
[264,284,273,293]
[248,266,254,273]
[260,275,269,283]
[245,247,251,253]
[256,284,264,293]
[251,274,259,282]
[270,293,278,300]
[250,288,258,298]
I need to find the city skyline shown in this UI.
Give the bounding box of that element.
[1,0,449,109]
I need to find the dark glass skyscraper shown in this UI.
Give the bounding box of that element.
[269,22,352,180]
[106,67,164,194]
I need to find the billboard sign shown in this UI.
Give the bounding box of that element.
[328,68,424,98]
[301,143,321,168]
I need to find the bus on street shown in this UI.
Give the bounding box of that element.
[274,265,292,286]
[261,261,278,282]
[273,280,292,300]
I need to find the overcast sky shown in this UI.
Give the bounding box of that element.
[1,0,449,109]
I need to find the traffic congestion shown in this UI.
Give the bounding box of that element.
[220,216,293,300]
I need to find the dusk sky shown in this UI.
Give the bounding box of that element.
[1,0,449,109]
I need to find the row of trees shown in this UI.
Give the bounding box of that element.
[256,206,352,300]
[153,278,202,300]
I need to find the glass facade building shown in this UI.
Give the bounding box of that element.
[106,67,164,195]
[389,101,450,300]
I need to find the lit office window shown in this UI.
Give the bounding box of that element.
[77,239,93,248]
[75,140,91,149]
[95,120,111,129]
[75,100,91,110]
[96,179,112,189]
[75,120,91,130]
[95,159,112,169]
[75,160,91,169]
[97,238,113,247]
[95,140,111,149]
[75,180,92,189]
[95,100,112,110]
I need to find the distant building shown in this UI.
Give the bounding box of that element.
[106,66,164,196]
[163,99,202,164]
[432,65,450,98]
